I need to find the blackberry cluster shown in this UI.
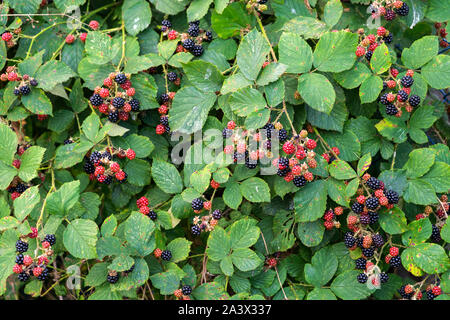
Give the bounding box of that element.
[20,85,31,95]
[386,104,398,116]
[431,225,442,243]
[108,111,119,123]
[37,267,49,281]
[84,149,129,184]
[362,247,374,258]
[90,93,103,106]
[293,176,307,188]
[161,19,171,30]
[148,210,157,220]
[161,250,172,261]
[385,190,399,204]
[351,202,364,213]
[380,272,389,283]
[18,272,30,282]
[188,21,200,37]
[368,211,379,224]
[191,225,201,235]
[385,10,396,21]
[365,50,373,61]
[355,258,367,270]
[191,45,204,57]
[383,33,393,44]
[357,273,368,284]
[400,75,414,88]
[395,3,409,16]
[129,99,140,111]
[408,95,420,107]
[390,256,401,268]
[182,39,195,51]
[16,240,28,253]
[191,198,204,211]
[222,128,233,139]
[426,289,436,300]
[344,232,356,248]
[114,73,127,84]
[372,234,384,247]
[365,197,379,210]
[366,177,381,190]
[167,72,177,82]
[212,209,222,220]
[15,254,24,264]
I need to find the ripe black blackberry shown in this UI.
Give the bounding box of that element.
[188,24,200,37]
[13,88,20,96]
[112,97,125,108]
[107,274,119,284]
[124,264,135,274]
[397,90,408,102]
[114,73,127,84]
[357,273,368,284]
[212,209,222,220]
[148,210,157,220]
[385,9,396,21]
[278,157,289,168]
[293,176,307,187]
[18,272,30,282]
[44,234,56,246]
[90,93,103,106]
[37,267,49,281]
[189,20,200,27]
[102,151,112,161]
[277,168,289,177]
[233,151,245,163]
[16,240,28,253]
[408,94,420,107]
[182,285,192,295]
[15,254,24,264]
[245,158,257,169]
[426,290,435,300]
[385,189,399,204]
[351,202,364,213]
[365,197,379,210]
[160,93,169,103]
[398,285,413,299]
[382,82,388,91]
[366,177,381,190]
[357,237,364,248]
[205,31,213,42]
[355,257,367,270]
[372,234,384,247]
[222,128,233,139]
[191,45,204,57]
[259,0,268,3]
[103,175,113,185]
[84,159,95,174]
[191,198,204,211]
[360,214,370,225]
[365,50,373,61]
[386,104,398,116]
[108,111,119,123]
[431,225,441,243]
[64,139,73,145]
[362,247,374,258]
[15,183,27,193]
[379,93,389,105]
[380,272,389,283]
[30,79,38,86]
[383,33,393,44]
[191,225,201,235]
[263,123,275,139]
[401,75,414,88]
[161,20,172,28]
[161,250,172,261]
[129,99,140,111]
[167,72,177,82]
[344,232,356,248]
[390,256,401,268]
[182,39,195,50]
[395,3,409,16]
[20,85,31,95]
[278,128,288,142]
[368,211,379,224]
[90,151,101,164]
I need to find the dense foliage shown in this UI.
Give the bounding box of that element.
[0,0,449,301]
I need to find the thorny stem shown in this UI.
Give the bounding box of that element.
[116,21,126,72]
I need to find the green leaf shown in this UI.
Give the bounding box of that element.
[211,2,254,39]
[223,183,243,209]
[47,181,80,216]
[18,146,44,182]
[307,288,337,300]
[187,0,213,22]
[334,62,371,89]
[229,87,267,117]
[378,170,408,196]
[86,262,108,286]
[297,73,335,114]
[122,0,151,36]
[182,60,224,93]
[125,212,155,256]
[375,117,408,144]
[329,160,357,180]
[220,256,234,277]
[330,270,374,300]
[190,168,211,194]
[256,63,288,86]
[124,159,151,187]
[282,17,328,39]
[421,55,450,89]
[402,218,432,247]
[21,89,52,115]
[109,256,134,272]
[168,86,217,134]
[402,243,449,274]
[78,58,115,90]
[421,162,450,193]
[327,178,350,207]
[425,0,450,23]
[313,31,358,73]
[125,134,154,158]
[294,180,328,222]
[18,50,44,76]
[357,153,372,177]
[35,61,75,91]
[239,177,270,203]
[402,36,439,69]
[403,179,437,205]
[231,248,262,272]
[324,0,343,27]
[131,73,158,110]
[403,148,435,178]
[166,238,191,263]
[101,215,117,237]
[236,29,270,81]
[192,282,229,300]
[151,159,183,194]
[207,227,231,261]
[220,72,252,95]
[13,186,40,221]
[228,218,260,249]
[63,219,98,259]
[0,217,19,232]
[150,270,180,295]
[0,122,18,165]
[379,207,408,235]
[359,75,383,104]
[306,92,348,132]
[85,31,113,64]
[370,43,391,74]
[304,247,338,287]
[278,32,313,73]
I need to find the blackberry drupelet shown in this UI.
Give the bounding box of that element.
[380,272,389,283]
[385,189,399,204]
[357,273,368,284]
[13,88,20,96]
[426,290,436,300]
[90,151,102,164]
[278,157,289,168]
[390,256,401,268]
[386,104,398,116]
[398,285,413,299]
[357,237,364,248]
[20,85,31,95]
[161,250,172,261]
[191,225,201,235]
[212,209,222,220]
[401,75,414,88]
[112,97,125,108]
[365,197,379,210]
[233,151,245,163]
[382,82,388,91]
[397,90,408,102]
[351,202,364,213]
[372,234,385,247]
[191,45,204,57]
[103,175,113,185]
[129,99,140,111]
[44,234,56,246]
[16,240,28,253]
[245,158,257,169]
[395,3,409,16]
[293,176,307,187]
[191,198,204,211]
[102,151,112,161]
[90,93,103,106]
[114,73,127,84]
[182,285,192,295]
[167,72,177,82]
[182,39,195,50]
[263,123,275,139]
[362,247,374,258]
[160,93,169,103]
[148,210,157,220]
[408,94,420,107]
[355,257,367,270]
[64,139,73,145]
[366,177,381,190]
[108,111,119,123]
[189,20,200,27]
[160,116,169,126]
